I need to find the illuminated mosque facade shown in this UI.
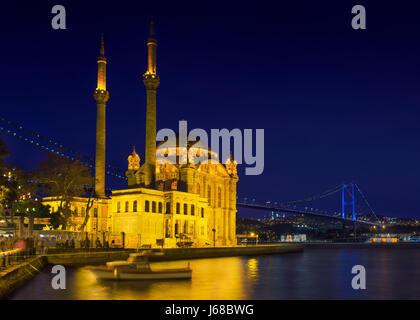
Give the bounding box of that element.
[43,19,238,248]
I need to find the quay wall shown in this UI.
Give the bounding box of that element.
[303,242,420,249]
[0,256,46,300]
[46,251,133,266]
[47,244,303,266]
[148,245,303,261]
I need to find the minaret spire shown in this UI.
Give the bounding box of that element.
[145,16,158,75]
[100,33,105,57]
[149,16,155,38]
[94,34,110,197]
[96,34,107,90]
[142,17,160,187]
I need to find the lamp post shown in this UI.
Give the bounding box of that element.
[212,228,216,248]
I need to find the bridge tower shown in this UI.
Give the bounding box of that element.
[341,183,356,221]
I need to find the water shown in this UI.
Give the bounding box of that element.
[7,246,420,300]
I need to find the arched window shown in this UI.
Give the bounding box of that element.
[176,203,180,214]
[196,183,200,195]
[184,203,188,215]
[117,202,121,213]
[125,201,129,212]
[133,200,137,212]
[152,201,156,213]
[158,202,163,213]
[191,204,195,216]
[201,208,204,218]
[207,186,211,206]
[145,200,150,212]
[74,207,78,216]
[166,202,171,214]
[218,187,222,208]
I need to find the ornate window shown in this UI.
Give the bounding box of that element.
[133,200,137,212]
[184,203,188,215]
[152,201,156,213]
[145,200,150,212]
[117,202,120,213]
[207,186,211,206]
[191,204,195,216]
[158,202,163,213]
[176,203,180,214]
[125,201,129,212]
[201,208,204,218]
[166,202,171,214]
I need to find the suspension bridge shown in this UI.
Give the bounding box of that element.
[0,116,382,225]
[237,183,381,225]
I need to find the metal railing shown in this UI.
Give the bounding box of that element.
[0,248,36,270]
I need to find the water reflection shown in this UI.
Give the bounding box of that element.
[8,246,420,300]
[72,258,249,300]
[246,258,259,280]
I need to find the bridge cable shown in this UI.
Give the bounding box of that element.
[0,116,125,175]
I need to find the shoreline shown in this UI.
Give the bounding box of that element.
[302,242,420,249]
[0,256,46,300]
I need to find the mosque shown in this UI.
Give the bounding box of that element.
[43,19,238,248]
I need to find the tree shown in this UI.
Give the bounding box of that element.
[0,135,52,235]
[12,199,51,236]
[78,185,95,232]
[0,136,12,223]
[31,154,94,230]
[0,134,10,167]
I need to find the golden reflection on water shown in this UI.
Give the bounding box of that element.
[73,257,253,300]
[246,258,259,280]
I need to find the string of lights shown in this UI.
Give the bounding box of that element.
[0,116,125,175]
[0,125,127,181]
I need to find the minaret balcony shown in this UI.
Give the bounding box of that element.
[93,89,110,103]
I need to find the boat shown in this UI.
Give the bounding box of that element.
[86,250,192,280]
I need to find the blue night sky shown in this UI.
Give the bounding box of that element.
[0,1,419,218]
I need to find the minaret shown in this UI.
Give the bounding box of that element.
[93,34,109,197]
[142,17,160,187]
